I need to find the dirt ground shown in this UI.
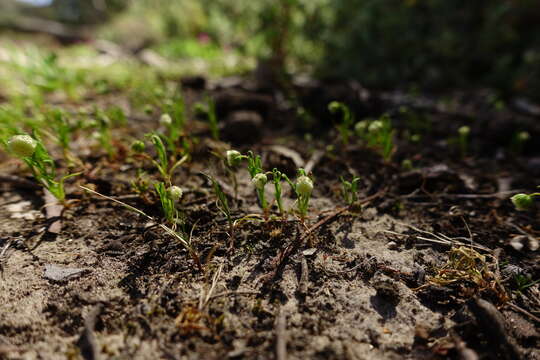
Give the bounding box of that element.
[1,75,540,360]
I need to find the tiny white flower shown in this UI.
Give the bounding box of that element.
[160,113,172,127]
[252,173,267,190]
[518,131,530,142]
[8,135,37,158]
[458,126,470,137]
[355,120,369,134]
[226,150,242,167]
[368,120,383,133]
[296,175,313,197]
[168,186,183,202]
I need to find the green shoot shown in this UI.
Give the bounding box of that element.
[366,114,395,161]
[203,97,219,140]
[285,168,313,221]
[5,134,79,203]
[340,176,360,206]
[161,97,186,152]
[514,274,540,293]
[246,151,268,214]
[458,126,470,157]
[328,101,354,145]
[154,182,183,226]
[511,191,540,211]
[147,133,189,183]
[272,168,285,216]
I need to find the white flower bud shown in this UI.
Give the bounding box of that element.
[8,135,37,158]
[296,175,313,197]
[517,131,530,142]
[168,186,183,202]
[252,173,267,190]
[226,150,242,167]
[458,126,470,137]
[368,120,383,133]
[355,120,368,134]
[160,113,172,127]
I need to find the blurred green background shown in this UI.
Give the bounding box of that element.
[2,0,540,99]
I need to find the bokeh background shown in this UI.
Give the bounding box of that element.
[2,0,540,100]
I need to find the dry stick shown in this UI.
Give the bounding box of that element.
[0,239,12,279]
[275,308,287,360]
[506,302,540,324]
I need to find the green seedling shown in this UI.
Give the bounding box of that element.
[5,134,79,203]
[328,101,354,145]
[340,176,360,206]
[511,191,540,211]
[457,125,470,157]
[203,173,239,248]
[367,115,395,161]
[355,114,395,161]
[224,150,247,200]
[511,131,530,155]
[146,133,189,183]
[514,274,540,294]
[94,108,114,159]
[161,97,186,151]
[81,185,202,271]
[285,168,313,221]
[246,151,269,214]
[272,168,285,216]
[154,182,183,226]
[47,108,72,152]
[196,98,219,140]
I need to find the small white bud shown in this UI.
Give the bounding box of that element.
[355,120,368,134]
[168,186,183,202]
[517,131,530,142]
[8,135,37,158]
[458,126,470,137]
[368,120,383,133]
[226,150,242,167]
[296,175,313,197]
[252,173,267,190]
[160,113,172,127]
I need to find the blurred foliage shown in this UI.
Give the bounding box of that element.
[319,0,540,97]
[4,0,540,98]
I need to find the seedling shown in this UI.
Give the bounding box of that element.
[154,182,183,226]
[246,151,269,214]
[367,115,395,161]
[285,168,313,221]
[511,131,530,155]
[146,133,189,183]
[514,274,540,294]
[511,192,540,211]
[355,115,395,161]
[272,168,285,216]
[328,101,354,145]
[160,97,186,152]
[196,98,219,140]
[224,149,247,200]
[458,125,470,157]
[203,174,238,248]
[340,176,360,206]
[5,134,79,203]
